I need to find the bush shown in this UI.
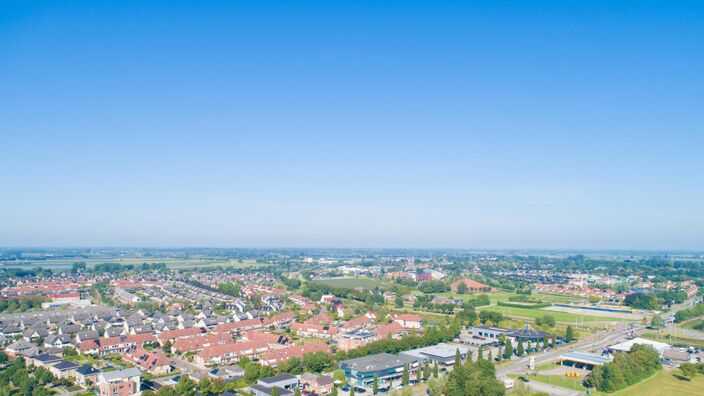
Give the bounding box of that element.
[535,315,556,327]
[418,281,450,294]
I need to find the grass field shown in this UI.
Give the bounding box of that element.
[479,304,622,323]
[437,290,578,305]
[509,374,587,392]
[602,369,704,396]
[314,277,391,289]
[683,319,704,332]
[642,329,704,348]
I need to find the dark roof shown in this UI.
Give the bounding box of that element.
[75,364,101,375]
[508,323,550,339]
[316,375,334,385]
[258,374,298,384]
[340,353,418,373]
[53,360,81,371]
[34,353,61,363]
[250,385,293,396]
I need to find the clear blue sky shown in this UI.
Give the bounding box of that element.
[1,1,703,249]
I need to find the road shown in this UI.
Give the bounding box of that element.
[497,327,630,377]
[170,355,207,376]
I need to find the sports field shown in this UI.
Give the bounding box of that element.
[479,304,624,322]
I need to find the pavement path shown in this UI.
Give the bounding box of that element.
[523,381,581,396]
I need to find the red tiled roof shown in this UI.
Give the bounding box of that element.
[291,323,337,335]
[374,322,404,339]
[260,342,331,366]
[157,327,204,343]
[198,340,269,361]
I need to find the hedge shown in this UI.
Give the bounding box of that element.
[497,301,552,309]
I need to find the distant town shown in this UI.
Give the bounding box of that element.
[0,248,703,396]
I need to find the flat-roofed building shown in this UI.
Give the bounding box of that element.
[467,326,512,341]
[340,353,419,388]
[558,352,613,369]
[400,343,472,368]
[607,337,670,356]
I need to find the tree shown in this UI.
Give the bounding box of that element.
[175,376,196,396]
[487,350,493,362]
[423,360,430,379]
[350,385,355,396]
[373,374,378,394]
[272,387,281,396]
[477,347,483,360]
[517,340,524,357]
[402,363,409,386]
[331,385,338,396]
[496,346,502,361]
[650,315,666,329]
[333,369,347,386]
[427,377,442,396]
[294,388,301,396]
[395,295,404,308]
[680,363,697,380]
[433,362,439,378]
[543,336,549,349]
[565,326,574,342]
[456,283,468,295]
[162,340,172,353]
[455,349,462,367]
[505,339,513,359]
[418,280,450,293]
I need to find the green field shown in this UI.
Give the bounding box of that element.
[437,290,579,305]
[683,319,704,332]
[314,277,391,289]
[602,369,704,396]
[479,304,622,322]
[642,329,704,348]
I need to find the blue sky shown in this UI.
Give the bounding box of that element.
[1,1,703,249]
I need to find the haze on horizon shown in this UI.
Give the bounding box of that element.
[1,2,703,250]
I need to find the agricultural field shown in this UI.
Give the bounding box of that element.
[314,277,391,289]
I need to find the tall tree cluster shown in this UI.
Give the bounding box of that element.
[585,345,661,392]
[444,357,505,396]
